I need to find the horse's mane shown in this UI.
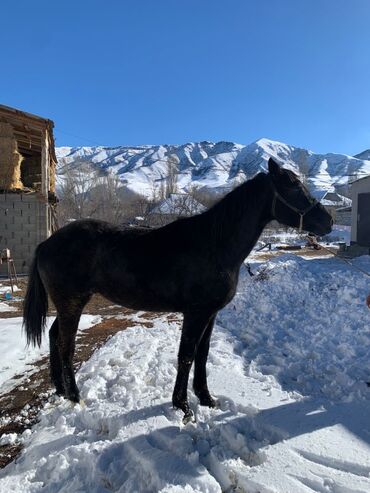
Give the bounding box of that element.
[195,172,269,243]
[155,172,270,253]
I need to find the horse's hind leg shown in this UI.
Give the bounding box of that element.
[56,296,90,402]
[193,314,216,407]
[49,318,64,395]
[172,311,213,419]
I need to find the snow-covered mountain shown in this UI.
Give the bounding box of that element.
[56,138,370,199]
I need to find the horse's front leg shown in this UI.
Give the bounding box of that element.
[193,314,217,407]
[172,311,213,421]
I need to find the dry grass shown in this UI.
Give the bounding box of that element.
[250,246,335,262]
[0,123,23,190]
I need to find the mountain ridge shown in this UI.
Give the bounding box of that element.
[56,138,370,199]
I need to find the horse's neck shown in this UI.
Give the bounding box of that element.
[204,173,272,267]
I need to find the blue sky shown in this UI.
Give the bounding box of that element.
[1,0,369,154]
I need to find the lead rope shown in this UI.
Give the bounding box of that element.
[308,236,370,278]
[299,214,304,233]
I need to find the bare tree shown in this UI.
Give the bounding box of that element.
[166,154,179,196]
[188,184,219,209]
[57,164,100,224]
[89,173,127,224]
[57,166,132,226]
[158,154,179,200]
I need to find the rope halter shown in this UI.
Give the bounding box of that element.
[271,188,320,233]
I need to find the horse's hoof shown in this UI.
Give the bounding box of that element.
[182,410,196,424]
[66,392,80,403]
[197,393,218,408]
[71,399,85,409]
[173,399,194,422]
[172,398,189,413]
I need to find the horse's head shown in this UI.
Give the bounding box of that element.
[268,158,333,236]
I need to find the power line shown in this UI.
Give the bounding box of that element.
[55,129,102,147]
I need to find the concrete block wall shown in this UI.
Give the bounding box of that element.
[335,209,351,226]
[0,193,50,274]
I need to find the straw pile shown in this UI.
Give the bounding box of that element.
[0,122,24,190]
[49,160,56,193]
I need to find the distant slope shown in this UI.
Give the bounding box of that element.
[56,138,370,198]
[354,149,370,161]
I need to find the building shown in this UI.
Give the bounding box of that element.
[335,205,352,226]
[0,104,57,273]
[312,190,352,220]
[350,175,370,247]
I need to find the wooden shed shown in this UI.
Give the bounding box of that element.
[0,104,57,273]
[350,175,370,247]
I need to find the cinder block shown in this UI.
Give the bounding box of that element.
[12,202,27,211]
[6,209,22,218]
[13,219,27,230]
[22,223,38,232]
[26,216,38,225]
[13,194,23,201]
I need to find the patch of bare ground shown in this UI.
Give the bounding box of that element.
[0,278,138,319]
[0,309,164,469]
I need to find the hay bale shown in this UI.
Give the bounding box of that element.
[0,123,24,190]
[49,161,56,193]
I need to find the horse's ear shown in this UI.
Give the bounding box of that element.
[268,158,282,179]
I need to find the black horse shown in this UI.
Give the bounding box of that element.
[23,158,332,421]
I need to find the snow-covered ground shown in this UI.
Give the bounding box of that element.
[0,255,370,492]
[0,315,101,394]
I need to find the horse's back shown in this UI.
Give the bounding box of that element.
[35,220,145,292]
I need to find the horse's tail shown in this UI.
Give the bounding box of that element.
[23,249,48,347]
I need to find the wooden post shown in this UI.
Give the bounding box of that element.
[41,128,53,237]
[41,128,49,199]
[1,249,17,293]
